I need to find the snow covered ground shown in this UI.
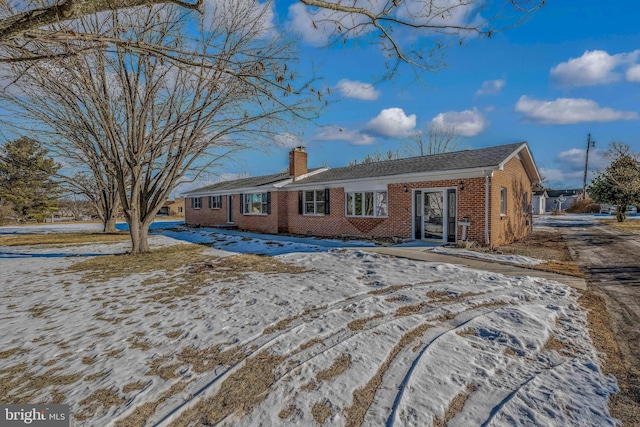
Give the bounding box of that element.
[0,221,619,426]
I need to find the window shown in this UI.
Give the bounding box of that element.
[178,206,183,213]
[346,191,388,217]
[243,192,270,215]
[208,195,222,209]
[191,197,202,209]
[523,192,528,214]
[500,187,507,215]
[304,190,326,215]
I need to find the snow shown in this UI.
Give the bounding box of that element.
[0,221,619,426]
[428,247,545,266]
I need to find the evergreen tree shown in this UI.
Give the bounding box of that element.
[0,137,60,222]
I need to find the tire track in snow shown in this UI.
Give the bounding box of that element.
[383,306,506,427]
[142,281,444,426]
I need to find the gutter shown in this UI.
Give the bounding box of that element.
[484,170,491,246]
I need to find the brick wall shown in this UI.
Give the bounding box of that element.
[186,160,533,246]
[488,156,533,247]
[184,196,227,226]
[285,179,488,242]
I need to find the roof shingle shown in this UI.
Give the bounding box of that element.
[291,142,526,185]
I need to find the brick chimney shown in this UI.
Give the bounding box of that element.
[289,146,308,179]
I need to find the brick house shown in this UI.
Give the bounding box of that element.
[184,143,541,247]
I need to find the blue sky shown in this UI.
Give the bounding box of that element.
[215,0,640,191]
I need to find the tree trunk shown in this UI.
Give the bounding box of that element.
[103,215,117,233]
[128,218,151,254]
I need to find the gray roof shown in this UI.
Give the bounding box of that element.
[188,171,290,194]
[292,142,527,185]
[186,143,531,195]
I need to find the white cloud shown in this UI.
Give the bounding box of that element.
[430,108,486,137]
[550,50,640,87]
[515,96,639,124]
[626,64,640,82]
[335,79,380,101]
[314,126,375,146]
[557,148,608,172]
[476,79,505,95]
[287,3,369,46]
[365,108,417,138]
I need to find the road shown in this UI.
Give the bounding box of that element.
[551,217,640,425]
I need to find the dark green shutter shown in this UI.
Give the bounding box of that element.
[325,189,330,214]
[240,194,244,214]
[298,191,303,214]
[267,192,271,215]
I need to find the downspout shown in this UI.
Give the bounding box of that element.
[484,171,491,246]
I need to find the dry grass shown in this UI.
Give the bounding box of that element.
[579,289,640,425]
[394,302,428,318]
[67,244,209,283]
[115,381,189,427]
[534,260,587,278]
[0,232,130,247]
[599,218,640,234]
[432,385,475,427]
[368,284,408,295]
[263,316,298,335]
[0,363,82,404]
[27,304,51,318]
[316,354,351,382]
[198,253,311,276]
[76,388,124,421]
[490,230,572,261]
[170,351,284,427]
[176,344,245,374]
[344,322,433,427]
[0,347,27,359]
[312,401,333,425]
[146,356,181,381]
[300,380,317,392]
[543,335,575,356]
[122,381,147,394]
[347,314,383,331]
[278,404,298,420]
[299,338,323,351]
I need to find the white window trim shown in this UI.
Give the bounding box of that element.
[244,192,269,215]
[500,187,507,216]
[192,197,202,209]
[209,195,222,209]
[304,190,326,216]
[345,190,388,218]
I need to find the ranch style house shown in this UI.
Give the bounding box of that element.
[184,142,541,247]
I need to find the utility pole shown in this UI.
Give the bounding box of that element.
[582,133,595,198]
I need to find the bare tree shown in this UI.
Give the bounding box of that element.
[403,122,464,157]
[60,170,120,232]
[0,0,545,74]
[2,3,315,253]
[348,148,401,166]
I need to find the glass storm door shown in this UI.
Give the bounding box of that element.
[423,191,444,239]
[414,191,423,239]
[447,189,457,243]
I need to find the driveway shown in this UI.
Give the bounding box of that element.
[546,215,640,424]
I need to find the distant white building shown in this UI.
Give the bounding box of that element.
[533,189,582,214]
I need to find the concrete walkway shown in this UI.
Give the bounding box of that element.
[360,246,587,290]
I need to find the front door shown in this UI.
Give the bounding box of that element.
[423,191,444,239]
[227,195,234,223]
[414,189,457,242]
